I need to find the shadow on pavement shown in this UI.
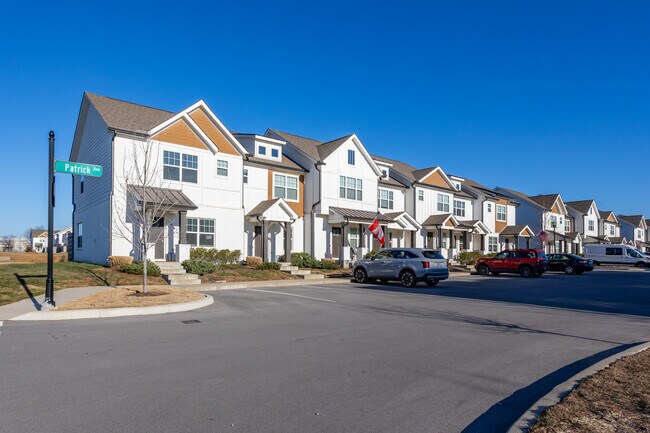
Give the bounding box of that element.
[13,273,43,310]
[349,270,650,317]
[460,342,643,433]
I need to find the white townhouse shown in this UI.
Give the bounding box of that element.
[618,215,648,250]
[70,92,249,265]
[266,130,420,265]
[598,210,621,241]
[29,227,72,253]
[495,189,581,254]
[565,200,603,251]
[453,177,534,254]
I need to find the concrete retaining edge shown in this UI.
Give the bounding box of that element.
[507,341,650,433]
[11,294,214,321]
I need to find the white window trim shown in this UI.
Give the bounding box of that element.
[347,149,356,166]
[339,176,363,201]
[186,218,216,248]
[496,204,507,222]
[418,190,424,202]
[488,236,498,253]
[273,173,299,202]
[437,194,450,213]
[453,200,466,217]
[378,188,394,210]
[216,159,229,177]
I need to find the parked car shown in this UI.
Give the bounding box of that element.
[353,248,449,287]
[546,254,594,275]
[475,249,548,277]
[583,244,650,267]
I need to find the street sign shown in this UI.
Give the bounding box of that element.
[55,160,103,177]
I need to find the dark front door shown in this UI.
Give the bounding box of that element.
[254,226,262,259]
[332,227,342,258]
[151,217,165,260]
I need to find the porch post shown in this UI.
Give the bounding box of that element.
[261,220,267,262]
[480,234,485,251]
[178,211,187,244]
[438,226,443,250]
[514,235,519,249]
[284,222,292,261]
[359,224,364,248]
[526,237,530,248]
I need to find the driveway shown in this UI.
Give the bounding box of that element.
[0,270,648,432]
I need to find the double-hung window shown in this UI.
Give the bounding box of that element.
[76,223,83,248]
[271,148,279,158]
[496,204,507,222]
[550,215,558,227]
[609,225,615,235]
[436,194,449,212]
[348,149,355,165]
[564,219,571,232]
[243,168,248,184]
[273,174,298,201]
[216,160,228,177]
[339,176,362,201]
[488,236,498,253]
[163,150,181,181]
[588,220,595,231]
[378,189,394,209]
[187,218,215,247]
[453,200,465,217]
[418,190,424,201]
[182,154,198,183]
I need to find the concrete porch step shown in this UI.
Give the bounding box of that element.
[298,273,324,280]
[162,272,201,285]
[280,265,299,271]
[287,269,312,276]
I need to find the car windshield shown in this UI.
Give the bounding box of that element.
[422,250,444,259]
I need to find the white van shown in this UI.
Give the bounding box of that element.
[583,244,650,267]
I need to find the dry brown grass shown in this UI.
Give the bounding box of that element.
[529,348,650,433]
[57,287,204,310]
[0,252,68,263]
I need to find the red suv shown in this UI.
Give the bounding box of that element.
[475,249,548,278]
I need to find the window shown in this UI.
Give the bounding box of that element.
[258,146,266,156]
[76,223,83,248]
[243,168,248,183]
[186,218,215,247]
[550,215,558,227]
[453,200,465,217]
[271,148,279,158]
[488,237,498,253]
[163,150,180,181]
[627,248,642,258]
[381,168,388,178]
[349,228,359,248]
[216,160,228,177]
[496,204,506,222]
[605,247,622,256]
[348,149,355,165]
[418,190,424,201]
[565,219,571,232]
[339,176,362,201]
[80,175,85,194]
[637,229,643,239]
[588,220,595,231]
[378,189,394,209]
[487,203,492,212]
[182,154,198,183]
[273,174,299,201]
[437,194,450,212]
[609,225,615,235]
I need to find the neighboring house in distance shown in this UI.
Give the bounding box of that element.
[53,227,72,252]
[30,229,48,252]
[565,200,603,250]
[70,92,248,265]
[618,215,648,250]
[598,210,620,241]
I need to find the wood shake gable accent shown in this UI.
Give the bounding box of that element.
[421,170,450,188]
[152,118,209,150]
[607,214,616,223]
[189,108,240,156]
[267,170,304,217]
[495,198,509,233]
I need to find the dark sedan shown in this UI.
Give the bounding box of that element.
[547,254,594,275]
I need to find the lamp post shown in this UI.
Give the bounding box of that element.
[44,131,56,307]
[551,220,557,254]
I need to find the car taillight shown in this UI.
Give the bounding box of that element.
[422,261,430,269]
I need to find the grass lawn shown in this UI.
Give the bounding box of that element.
[0,262,166,307]
[529,348,650,433]
[199,264,298,283]
[57,287,203,310]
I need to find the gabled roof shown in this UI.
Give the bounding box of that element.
[329,207,394,223]
[421,213,459,227]
[599,210,619,224]
[30,229,47,238]
[618,215,646,228]
[499,225,535,237]
[85,92,175,134]
[246,199,299,221]
[608,236,628,244]
[565,200,596,215]
[452,175,516,203]
[530,194,560,209]
[371,155,418,182]
[317,135,354,160]
[267,129,322,161]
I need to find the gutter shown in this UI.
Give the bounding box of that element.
[310,161,324,256]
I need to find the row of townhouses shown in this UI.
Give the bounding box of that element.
[70,93,650,266]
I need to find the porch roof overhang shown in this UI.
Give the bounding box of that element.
[246,198,298,223]
[421,213,462,230]
[608,236,628,244]
[128,185,198,211]
[499,225,535,238]
[328,207,394,225]
[583,235,610,244]
[382,211,422,231]
[457,219,490,235]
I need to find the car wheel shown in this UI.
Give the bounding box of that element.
[491,271,500,276]
[519,265,533,278]
[400,270,417,288]
[354,268,368,283]
[425,280,439,287]
[477,264,490,276]
[564,266,575,275]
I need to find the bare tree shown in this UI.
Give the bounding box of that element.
[112,138,178,293]
[1,236,15,252]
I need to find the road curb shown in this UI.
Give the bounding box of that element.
[10,294,214,321]
[184,278,351,291]
[507,341,650,433]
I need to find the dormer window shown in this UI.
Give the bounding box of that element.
[348,149,356,165]
[258,146,267,156]
[271,148,279,158]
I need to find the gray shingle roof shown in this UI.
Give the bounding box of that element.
[499,225,532,236]
[530,194,560,209]
[86,92,176,134]
[245,155,307,172]
[246,199,282,217]
[30,229,47,238]
[379,177,408,188]
[565,200,594,214]
[618,215,645,227]
[371,155,418,182]
[329,207,394,223]
[267,130,357,163]
[317,135,354,160]
[422,213,455,226]
[128,185,197,210]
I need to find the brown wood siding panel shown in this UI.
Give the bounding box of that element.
[607,214,616,222]
[495,199,509,233]
[551,203,560,213]
[444,219,455,228]
[268,170,304,217]
[189,108,240,156]
[421,170,449,188]
[152,119,208,150]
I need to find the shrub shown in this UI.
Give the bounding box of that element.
[120,260,161,277]
[317,260,340,270]
[246,256,263,267]
[364,250,378,259]
[190,248,241,265]
[457,251,482,266]
[257,262,281,271]
[181,259,216,275]
[290,252,340,270]
[25,246,31,252]
[108,255,134,268]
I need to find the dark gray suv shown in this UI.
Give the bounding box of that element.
[353,248,449,287]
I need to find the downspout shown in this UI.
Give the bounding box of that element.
[256,215,264,261]
[310,161,324,257]
[243,153,251,258]
[108,131,116,258]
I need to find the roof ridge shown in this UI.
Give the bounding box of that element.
[85,92,176,115]
[268,129,322,144]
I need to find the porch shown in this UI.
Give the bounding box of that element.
[499,225,535,250]
[422,214,488,259]
[245,199,299,262]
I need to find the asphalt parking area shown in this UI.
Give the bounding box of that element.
[0,270,648,433]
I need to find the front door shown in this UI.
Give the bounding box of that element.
[151,217,165,260]
[254,226,262,259]
[332,227,342,259]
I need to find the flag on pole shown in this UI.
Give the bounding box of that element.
[537,231,548,243]
[368,218,385,247]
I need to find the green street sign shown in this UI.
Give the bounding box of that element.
[55,161,103,177]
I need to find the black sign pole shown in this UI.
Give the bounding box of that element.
[44,131,56,307]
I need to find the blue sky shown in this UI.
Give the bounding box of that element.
[1,1,649,236]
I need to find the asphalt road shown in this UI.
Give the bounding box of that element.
[1,269,649,433]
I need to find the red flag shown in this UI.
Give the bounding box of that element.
[368,218,385,247]
[537,231,548,243]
